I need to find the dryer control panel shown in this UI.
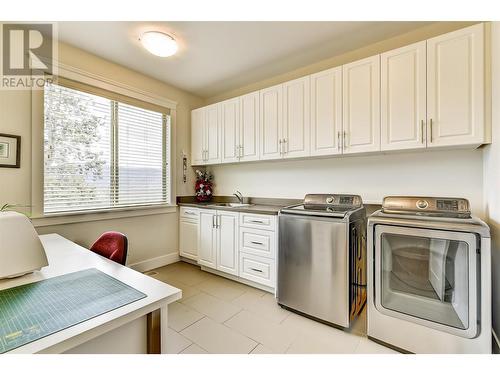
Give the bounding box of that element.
[381,196,471,218]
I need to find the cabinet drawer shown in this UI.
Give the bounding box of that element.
[240,213,276,231]
[180,207,200,220]
[240,227,275,259]
[239,253,275,288]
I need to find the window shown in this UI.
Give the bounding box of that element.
[43,81,170,214]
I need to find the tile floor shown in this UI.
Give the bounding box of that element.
[149,261,398,354]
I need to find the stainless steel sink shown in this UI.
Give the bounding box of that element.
[208,203,253,208]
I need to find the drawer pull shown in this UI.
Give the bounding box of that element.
[249,268,263,273]
[250,241,264,245]
[184,211,196,215]
[249,220,265,224]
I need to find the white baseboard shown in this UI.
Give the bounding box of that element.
[128,252,180,273]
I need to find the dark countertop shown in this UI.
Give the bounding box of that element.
[177,196,381,216]
[177,196,301,216]
[178,202,284,215]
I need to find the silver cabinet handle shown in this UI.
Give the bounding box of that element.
[337,131,341,150]
[239,145,243,158]
[184,211,196,215]
[217,215,220,228]
[343,131,347,149]
[212,214,216,228]
[429,118,433,143]
[421,120,425,144]
[250,268,263,273]
[250,241,264,245]
[248,220,265,224]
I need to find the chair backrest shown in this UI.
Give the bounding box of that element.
[90,231,128,266]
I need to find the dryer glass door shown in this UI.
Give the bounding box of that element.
[374,225,478,338]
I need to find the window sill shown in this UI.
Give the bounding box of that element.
[31,204,178,227]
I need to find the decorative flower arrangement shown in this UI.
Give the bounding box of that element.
[195,170,213,202]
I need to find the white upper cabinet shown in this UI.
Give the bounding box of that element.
[191,108,206,165]
[342,55,381,154]
[239,91,260,162]
[205,104,221,164]
[220,98,240,164]
[381,41,427,151]
[310,67,343,156]
[282,76,310,158]
[191,24,487,166]
[216,211,239,276]
[427,23,485,147]
[260,84,283,160]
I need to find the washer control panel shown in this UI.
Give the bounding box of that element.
[303,194,363,209]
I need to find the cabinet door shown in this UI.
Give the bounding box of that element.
[198,209,217,269]
[205,104,221,164]
[342,55,381,154]
[191,108,206,165]
[216,211,239,276]
[283,76,310,158]
[179,219,199,260]
[381,41,427,151]
[239,91,260,162]
[220,98,240,164]
[310,67,342,156]
[260,84,283,160]
[427,23,484,147]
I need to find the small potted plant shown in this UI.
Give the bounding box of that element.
[195,170,213,202]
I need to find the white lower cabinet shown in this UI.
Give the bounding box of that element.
[197,209,239,276]
[198,209,217,268]
[238,213,277,289]
[194,208,277,291]
[179,208,200,261]
[216,211,239,276]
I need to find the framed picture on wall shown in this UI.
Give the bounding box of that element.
[0,133,21,168]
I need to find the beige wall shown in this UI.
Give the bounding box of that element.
[0,41,204,266]
[210,149,485,216]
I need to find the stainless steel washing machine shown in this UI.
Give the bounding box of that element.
[277,194,366,328]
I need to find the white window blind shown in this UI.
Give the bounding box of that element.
[43,82,170,214]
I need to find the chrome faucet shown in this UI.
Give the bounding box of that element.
[233,191,244,204]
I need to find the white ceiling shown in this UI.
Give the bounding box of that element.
[58,22,432,98]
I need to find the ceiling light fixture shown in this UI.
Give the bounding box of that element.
[140,31,178,57]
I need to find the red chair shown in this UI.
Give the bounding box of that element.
[90,231,128,266]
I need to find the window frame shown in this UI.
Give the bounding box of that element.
[30,64,177,226]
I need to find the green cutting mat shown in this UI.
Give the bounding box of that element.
[0,268,146,353]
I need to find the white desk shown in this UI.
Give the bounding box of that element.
[0,233,181,354]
